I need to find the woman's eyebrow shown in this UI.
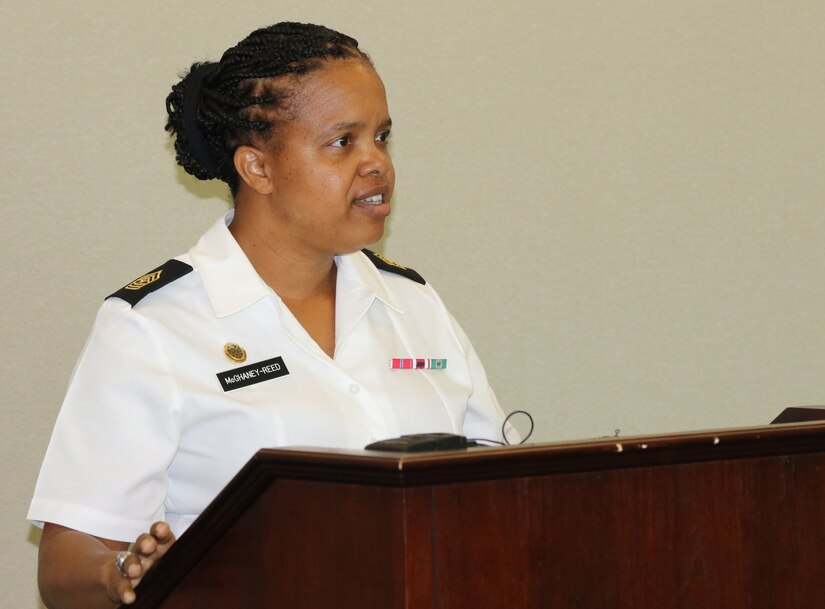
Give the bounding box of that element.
[322,118,393,137]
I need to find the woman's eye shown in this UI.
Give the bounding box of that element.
[376,131,391,143]
[331,136,351,147]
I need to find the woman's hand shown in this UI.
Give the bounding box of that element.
[107,522,177,605]
[38,521,176,609]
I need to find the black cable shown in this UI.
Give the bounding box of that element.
[469,409,535,447]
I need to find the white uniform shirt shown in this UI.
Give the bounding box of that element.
[28,212,510,541]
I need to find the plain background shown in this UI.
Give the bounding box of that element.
[3,1,825,606]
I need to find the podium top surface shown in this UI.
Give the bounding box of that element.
[248,419,825,485]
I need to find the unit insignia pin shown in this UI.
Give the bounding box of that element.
[224,343,247,363]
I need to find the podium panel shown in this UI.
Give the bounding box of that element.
[126,422,825,609]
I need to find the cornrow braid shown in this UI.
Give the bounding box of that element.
[165,22,371,193]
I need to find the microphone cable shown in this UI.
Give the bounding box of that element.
[469,409,534,447]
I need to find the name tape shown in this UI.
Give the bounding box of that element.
[217,356,289,392]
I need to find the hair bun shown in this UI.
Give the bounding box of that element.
[182,63,221,175]
[165,62,224,181]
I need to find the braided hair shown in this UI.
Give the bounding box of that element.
[165,22,371,193]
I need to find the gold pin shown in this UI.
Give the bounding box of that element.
[223,343,247,363]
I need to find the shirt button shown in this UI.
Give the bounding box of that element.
[349,383,360,394]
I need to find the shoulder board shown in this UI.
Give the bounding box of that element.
[362,249,425,285]
[106,259,193,307]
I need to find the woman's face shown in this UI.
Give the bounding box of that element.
[258,59,395,257]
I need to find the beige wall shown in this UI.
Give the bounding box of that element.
[4,1,825,605]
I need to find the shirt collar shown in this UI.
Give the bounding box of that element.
[336,250,404,314]
[189,211,404,317]
[188,211,271,317]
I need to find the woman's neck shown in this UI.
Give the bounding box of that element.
[229,201,338,357]
[229,203,337,298]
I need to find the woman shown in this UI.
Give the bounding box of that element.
[29,22,513,608]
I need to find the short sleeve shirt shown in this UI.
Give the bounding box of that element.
[28,212,510,541]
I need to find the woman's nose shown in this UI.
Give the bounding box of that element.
[358,143,392,177]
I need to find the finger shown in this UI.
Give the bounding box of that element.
[150,521,173,542]
[122,552,145,579]
[134,533,159,557]
[128,522,177,580]
[147,522,177,561]
[135,522,175,556]
[114,576,138,605]
[108,554,139,605]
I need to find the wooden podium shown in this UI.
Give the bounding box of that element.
[127,422,825,609]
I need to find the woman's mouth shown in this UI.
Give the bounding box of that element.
[354,194,384,205]
[352,191,391,218]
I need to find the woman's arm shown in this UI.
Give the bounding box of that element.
[38,522,175,609]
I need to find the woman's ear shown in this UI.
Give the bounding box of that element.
[234,146,274,194]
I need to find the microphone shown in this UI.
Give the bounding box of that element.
[364,433,474,452]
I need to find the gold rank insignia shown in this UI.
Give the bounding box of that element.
[125,270,163,291]
[107,259,194,307]
[362,249,426,285]
[224,343,247,363]
[371,252,407,270]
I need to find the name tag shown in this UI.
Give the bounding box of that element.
[217,356,289,392]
